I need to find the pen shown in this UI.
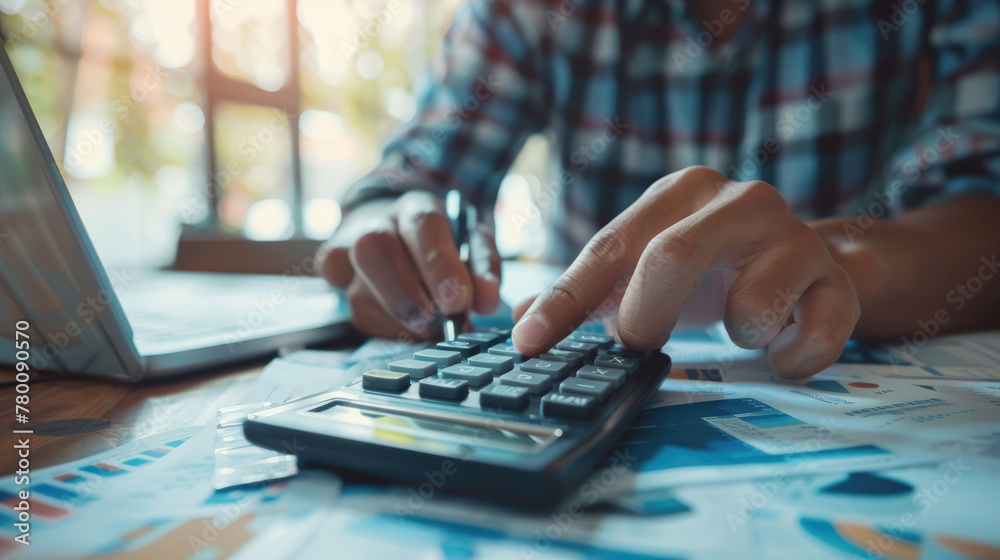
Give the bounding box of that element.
[443,189,473,341]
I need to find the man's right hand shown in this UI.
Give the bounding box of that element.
[318,190,502,340]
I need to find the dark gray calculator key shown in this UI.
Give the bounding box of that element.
[413,349,462,367]
[440,364,493,386]
[606,344,651,361]
[568,333,614,349]
[499,370,552,395]
[479,383,530,410]
[560,377,612,401]
[457,332,504,350]
[556,340,600,359]
[418,377,469,401]
[521,359,571,380]
[541,393,596,419]
[539,349,583,369]
[488,344,527,363]
[362,369,411,391]
[388,359,438,379]
[436,340,480,358]
[468,353,514,374]
[595,354,640,375]
[576,364,627,388]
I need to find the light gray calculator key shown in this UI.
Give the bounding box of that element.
[488,344,527,362]
[539,349,583,369]
[499,370,552,395]
[521,358,571,380]
[413,349,462,367]
[388,359,438,379]
[560,377,612,402]
[440,364,493,386]
[468,353,514,374]
[576,364,626,388]
[595,354,640,375]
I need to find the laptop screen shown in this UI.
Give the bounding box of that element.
[0,45,139,379]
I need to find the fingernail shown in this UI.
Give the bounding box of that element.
[513,312,550,349]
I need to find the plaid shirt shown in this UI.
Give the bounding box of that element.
[343,0,1000,262]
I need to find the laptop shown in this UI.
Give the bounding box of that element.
[0,45,351,381]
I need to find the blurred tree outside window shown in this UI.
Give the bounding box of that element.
[0,0,551,268]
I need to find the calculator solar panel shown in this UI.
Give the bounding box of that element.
[244,329,671,508]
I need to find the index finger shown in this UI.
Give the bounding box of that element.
[510,168,721,355]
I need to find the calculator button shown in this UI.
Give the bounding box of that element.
[499,371,552,395]
[521,359,571,381]
[606,344,651,361]
[560,377,612,401]
[479,383,530,410]
[418,377,469,401]
[541,393,596,419]
[436,340,480,358]
[595,354,640,375]
[576,365,627,388]
[556,340,600,359]
[388,359,438,379]
[488,344,527,363]
[413,349,462,367]
[539,349,583,369]
[457,332,504,350]
[468,354,514,374]
[440,364,493,386]
[362,369,411,391]
[568,333,614,349]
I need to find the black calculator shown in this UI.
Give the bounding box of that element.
[244,329,671,508]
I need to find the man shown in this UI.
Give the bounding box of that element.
[318,0,1000,378]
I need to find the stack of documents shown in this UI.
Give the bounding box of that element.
[3,300,999,558]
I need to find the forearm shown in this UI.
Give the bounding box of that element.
[811,196,1000,339]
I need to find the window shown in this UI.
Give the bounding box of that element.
[0,0,550,267]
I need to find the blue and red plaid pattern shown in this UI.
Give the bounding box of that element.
[343,0,1000,262]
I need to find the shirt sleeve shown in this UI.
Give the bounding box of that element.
[340,0,551,213]
[883,0,1000,211]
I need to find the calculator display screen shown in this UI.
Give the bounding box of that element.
[315,402,561,455]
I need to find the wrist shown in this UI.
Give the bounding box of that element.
[808,217,890,302]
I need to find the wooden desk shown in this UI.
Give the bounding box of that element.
[1,362,265,474]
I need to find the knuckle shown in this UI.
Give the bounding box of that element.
[352,229,399,261]
[646,232,700,272]
[408,208,448,232]
[584,228,633,268]
[545,281,591,321]
[648,166,726,199]
[679,165,724,183]
[617,321,665,353]
[346,282,367,311]
[728,285,780,328]
[731,180,787,210]
[800,324,847,360]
